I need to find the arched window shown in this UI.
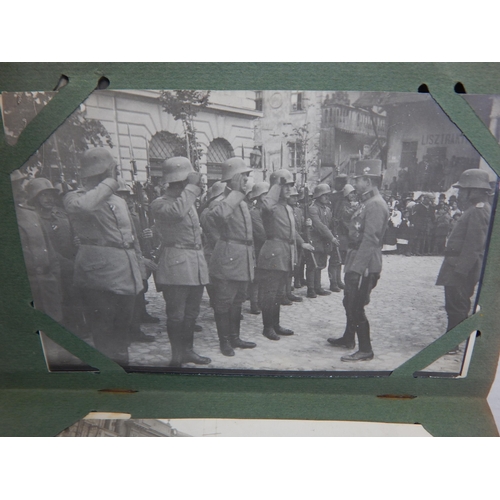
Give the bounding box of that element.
[206,138,234,181]
[148,131,186,178]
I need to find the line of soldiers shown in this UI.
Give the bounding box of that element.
[12,146,493,368]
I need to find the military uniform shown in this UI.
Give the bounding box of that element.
[307,198,335,291]
[328,160,389,360]
[205,157,257,355]
[436,200,491,331]
[64,177,144,365]
[257,180,305,340]
[151,179,210,366]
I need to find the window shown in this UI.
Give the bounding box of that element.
[255,91,263,111]
[288,141,304,170]
[291,91,304,112]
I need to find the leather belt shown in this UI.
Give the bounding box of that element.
[80,239,133,249]
[221,237,253,246]
[270,237,294,245]
[163,243,202,250]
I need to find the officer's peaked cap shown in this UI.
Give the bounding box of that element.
[353,159,383,178]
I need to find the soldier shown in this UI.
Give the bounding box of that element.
[248,181,270,315]
[306,183,339,298]
[25,177,85,337]
[436,169,492,354]
[285,185,303,303]
[256,169,314,341]
[327,159,389,362]
[328,174,348,292]
[205,158,257,356]
[64,148,144,367]
[150,157,211,367]
[199,180,226,306]
[17,178,63,325]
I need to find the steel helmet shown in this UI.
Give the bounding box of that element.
[343,184,355,197]
[207,181,227,203]
[453,169,492,190]
[313,183,331,199]
[80,148,117,178]
[353,159,382,178]
[269,169,294,186]
[220,157,252,182]
[248,181,270,201]
[161,156,194,184]
[25,177,59,203]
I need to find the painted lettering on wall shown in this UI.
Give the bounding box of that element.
[421,133,466,145]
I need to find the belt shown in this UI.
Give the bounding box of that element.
[348,242,361,250]
[80,239,133,249]
[270,237,294,245]
[163,243,202,250]
[221,237,253,246]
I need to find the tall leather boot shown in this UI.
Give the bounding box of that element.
[329,266,341,293]
[341,320,374,362]
[181,318,211,365]
[273,304,294,336]
[229,305,256,349]
[214,311,235,356]
[262,305,280,340]
[249,282,261,315]
[167,319,184,367]
[327,319,356,348]
[336,266,345,290]
[315,268,331,295]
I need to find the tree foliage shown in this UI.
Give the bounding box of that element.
[159,90,210,171]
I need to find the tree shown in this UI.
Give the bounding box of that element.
[20,100,113,184]
[159,90,210,171]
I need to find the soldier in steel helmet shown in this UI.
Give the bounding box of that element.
[64,148,144,367]
[247,181,270,315]
[199,180,227,307]
[205,157,257,356]
[327,159,389,362]
[306,183,339,298]
[256,169,314,341]
[436,168,493,354]
[150,156,211,367]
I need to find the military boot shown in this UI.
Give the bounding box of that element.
[167,320,184,367]
[329,266,342,292]
[262,306,280,340]
[273,304,294,336]
[181,318,211,365]
[214,312,235,356]
[336,266,345,289]
[315,268,331,295]
[229,306,256,349]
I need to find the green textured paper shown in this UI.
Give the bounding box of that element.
[1,63,499,436]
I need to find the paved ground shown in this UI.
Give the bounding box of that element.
[128,254,468,375]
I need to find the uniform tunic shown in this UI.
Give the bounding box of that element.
[64,178,143,295]
[151,184,209,287]
[436,200,491,331]
[206,190,255,282]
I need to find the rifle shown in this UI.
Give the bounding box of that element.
[303,185,318,268]
[133,181,156,261]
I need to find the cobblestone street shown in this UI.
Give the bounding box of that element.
[129,254,467,374]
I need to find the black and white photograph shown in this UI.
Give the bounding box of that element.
[4,89,498,375]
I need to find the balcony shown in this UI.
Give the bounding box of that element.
[322,103,387,138]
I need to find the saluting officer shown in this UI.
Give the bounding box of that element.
[248,181,270,315]
[205,158,257,356]
[327,160,389,362]
[306,183,339,298]
[150,157,211,367]
[257,169,314,341]
[436,169,492,353]
[64,148,144,367]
